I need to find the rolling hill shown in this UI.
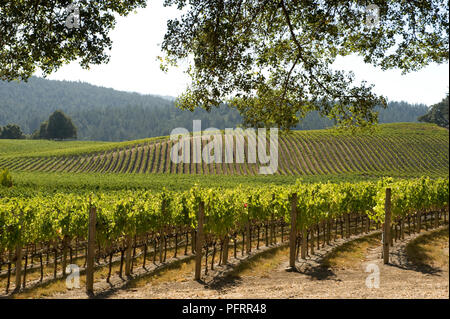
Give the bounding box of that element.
[1,123,448,177]
[0,76,430,141]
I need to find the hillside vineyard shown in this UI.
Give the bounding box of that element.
[0,124,448,176]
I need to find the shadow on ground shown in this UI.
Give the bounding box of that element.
[389,226,449,276]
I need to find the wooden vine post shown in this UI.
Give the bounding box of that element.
[14,244,22,291]
[194,201,205,281]
[124,235,133,276]
[382,188,392,264]
[86,205,97,294]
[289,193,298,268]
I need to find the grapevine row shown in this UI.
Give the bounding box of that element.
[1,130,448,175]
[0,177,448,293]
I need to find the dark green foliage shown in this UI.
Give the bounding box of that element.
[35,121,49,139]
[418,95,449,129]
[161,0,448,129]
[45,110,77,140]
[0,0,147,81]
[0,124,24,139]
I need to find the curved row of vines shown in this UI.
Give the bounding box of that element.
[0,176,448,294]
[1,129,448,176]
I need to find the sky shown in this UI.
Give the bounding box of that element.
[44,2,449,106]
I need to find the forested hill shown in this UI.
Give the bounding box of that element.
[0,76,429,141]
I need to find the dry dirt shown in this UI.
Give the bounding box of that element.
[46,226,449,299]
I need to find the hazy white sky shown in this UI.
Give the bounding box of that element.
[45,2,449,106]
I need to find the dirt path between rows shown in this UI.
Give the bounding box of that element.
[48,226,448,299]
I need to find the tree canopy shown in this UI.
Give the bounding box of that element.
[1,1,447,131]
[0,124,25,139]
[419,95,449,129]
[161,0,449,129]
[0,0,146,81]
[45,110,77,140]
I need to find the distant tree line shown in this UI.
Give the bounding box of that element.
[0,76,433,141]
[1,110,76,140]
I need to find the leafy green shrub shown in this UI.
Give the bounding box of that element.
[0,168,13,187]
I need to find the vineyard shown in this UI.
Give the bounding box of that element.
[0,176,448,294]
[0,123,448,177]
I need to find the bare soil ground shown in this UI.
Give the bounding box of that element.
[45,226,448,299]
